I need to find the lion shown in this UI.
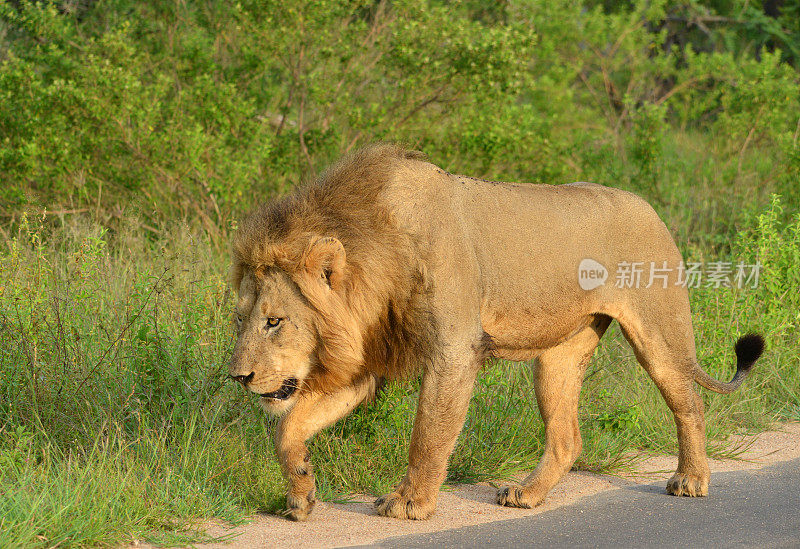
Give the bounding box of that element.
[228,143,764,521]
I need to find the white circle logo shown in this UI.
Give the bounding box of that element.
[578,259,608,290]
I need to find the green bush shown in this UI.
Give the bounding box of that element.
[1,0,798,244]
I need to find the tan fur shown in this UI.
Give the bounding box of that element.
[229,143,758,521]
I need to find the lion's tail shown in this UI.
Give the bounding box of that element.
[693,334,765,394]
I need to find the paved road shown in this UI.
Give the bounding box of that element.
[355,458,800,549]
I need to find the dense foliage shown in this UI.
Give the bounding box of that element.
[1,0,798,244]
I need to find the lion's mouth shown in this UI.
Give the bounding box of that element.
[260,377,299,400]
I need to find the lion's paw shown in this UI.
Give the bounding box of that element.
[496,486,544,509]
[281,492,316,521]
[666,472,708,497]
[375,492,435,520]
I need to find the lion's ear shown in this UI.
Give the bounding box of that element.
[303,236,346,291]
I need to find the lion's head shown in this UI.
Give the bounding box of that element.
[229,266,316,413]
[229,235,364,414]
[228,145,439,414]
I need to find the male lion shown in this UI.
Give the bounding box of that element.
[229,144,764,521]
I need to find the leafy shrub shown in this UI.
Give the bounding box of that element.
[1,0,797,248]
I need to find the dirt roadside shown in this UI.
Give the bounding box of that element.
[188,422,800,549]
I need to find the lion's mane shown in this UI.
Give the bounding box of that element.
[231,144,439,393]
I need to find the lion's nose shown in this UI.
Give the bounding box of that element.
[230,372,255,386]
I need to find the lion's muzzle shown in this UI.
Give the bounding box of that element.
[260,377,299,401]
[230,372,255,386]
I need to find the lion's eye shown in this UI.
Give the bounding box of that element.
[235,314,243,325]
[265,317,282,329]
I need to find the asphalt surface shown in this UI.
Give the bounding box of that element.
[354,457,800,549]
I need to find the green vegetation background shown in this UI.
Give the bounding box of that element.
[1,0,799,546]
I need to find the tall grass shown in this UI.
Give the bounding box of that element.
[1,195,798,546]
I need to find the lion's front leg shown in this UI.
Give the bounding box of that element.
[274,377,378,521]
[276,438,317,521]
[376,345,480,520]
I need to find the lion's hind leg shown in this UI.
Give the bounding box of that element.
[617,310,710,498]
[497,315,611,509]
[649,372,709,498]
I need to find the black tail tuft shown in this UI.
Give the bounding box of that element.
[693,333,764,394]
[734,333,765,372]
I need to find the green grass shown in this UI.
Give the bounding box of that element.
[1,194,798,547]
